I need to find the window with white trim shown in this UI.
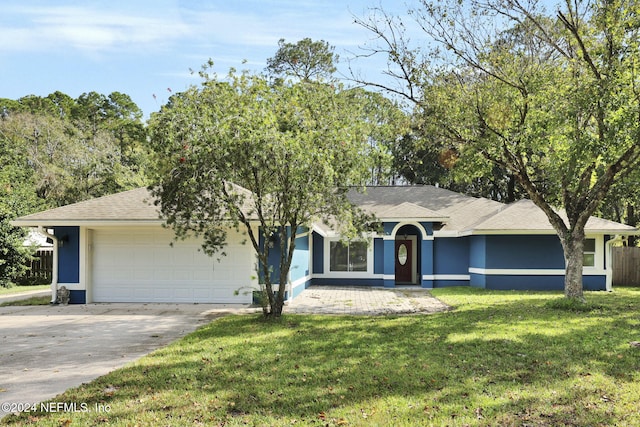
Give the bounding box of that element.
[330,241,367,272]
[583,238,596,267]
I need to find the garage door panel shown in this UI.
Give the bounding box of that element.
[92,228,253,303]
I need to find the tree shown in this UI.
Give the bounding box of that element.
[147,64,378,318]
[600,171,640,247]
[355,0,640,301]
[266,38,338,82]
[0,121,42,287]
[0,207,31,288]
[343,88,408,185]
[0,92,150,207]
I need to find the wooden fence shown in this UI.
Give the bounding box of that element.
[22,249,53,284]
[612,247,640,287]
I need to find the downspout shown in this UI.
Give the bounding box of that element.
[37,226,58,303]
[605,235,627,292]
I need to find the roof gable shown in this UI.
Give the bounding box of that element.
[373,201,447,220]
[347,186,502,231]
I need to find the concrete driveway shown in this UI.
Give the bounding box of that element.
[0,286,449,418]
[0,303,256,418]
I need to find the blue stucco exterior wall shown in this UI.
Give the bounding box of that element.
[421,239,433,287]
[373,238,384,274]
[470,236,486,270]
[258,230,281,284]
[479,274,605,291]
[311,278,384,287]
[383,222,398,236]
[419,222,434,236]
[467,234,606,291]
[484,235,565,269]
[434,237,469,275]
[312,232,324,274]
[55,226,79,283]
[69,290,86,304]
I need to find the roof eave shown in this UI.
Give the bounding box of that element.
[470,228,639,235]
[377,216,449,223]
[11,219,166,227]
[12,218,263,228]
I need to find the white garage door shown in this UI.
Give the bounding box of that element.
[92,228,254,303]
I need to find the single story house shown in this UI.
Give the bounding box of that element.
[12,185,636,304]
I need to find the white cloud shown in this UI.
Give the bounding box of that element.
[0,4,192,54]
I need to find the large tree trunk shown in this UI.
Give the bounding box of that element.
[560,231,585,301]
[626,203,637,247]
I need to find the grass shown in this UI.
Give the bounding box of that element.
[0,296,51,307]
[0,284,50,296]
[4,287,640,426]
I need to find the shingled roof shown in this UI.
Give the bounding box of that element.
[470,199,636,233]
[347,186,503,232]
[13,184,637,235]
[13,187,161,226]
[12,183,258,226]
[347,186,635,234]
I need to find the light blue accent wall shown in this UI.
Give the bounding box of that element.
[383,239,395,288]
[291,233,309,282]
[291,281,311,298]
[259,227,310,284]
[434,237,469,275]
[312,232,324,274]
[55,226,79,283]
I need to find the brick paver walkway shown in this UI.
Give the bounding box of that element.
[284,286,450,315]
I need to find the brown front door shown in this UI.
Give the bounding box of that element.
[395,239,412,283]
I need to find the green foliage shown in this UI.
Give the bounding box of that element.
[0,131,41,288]
[0,295,50,307]
[0,284,50,295]
[6,288,640,426]
[353,89,408,185]
[0,91,149,285]
[0,91,150,207]
[266,37,338,82]
[358,0,640,298]
[148,64,383,317]
[0,210,31,288]
[544,297,603,312]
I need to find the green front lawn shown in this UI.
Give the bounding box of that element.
[0,296,51,307]
[0,285,50,296]
[5,288,640,426]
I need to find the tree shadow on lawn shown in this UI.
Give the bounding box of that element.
[7,289,640,426]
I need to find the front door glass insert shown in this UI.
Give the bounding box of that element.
[398,243,408,265]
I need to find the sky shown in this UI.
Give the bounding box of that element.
[0,0,413,118]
